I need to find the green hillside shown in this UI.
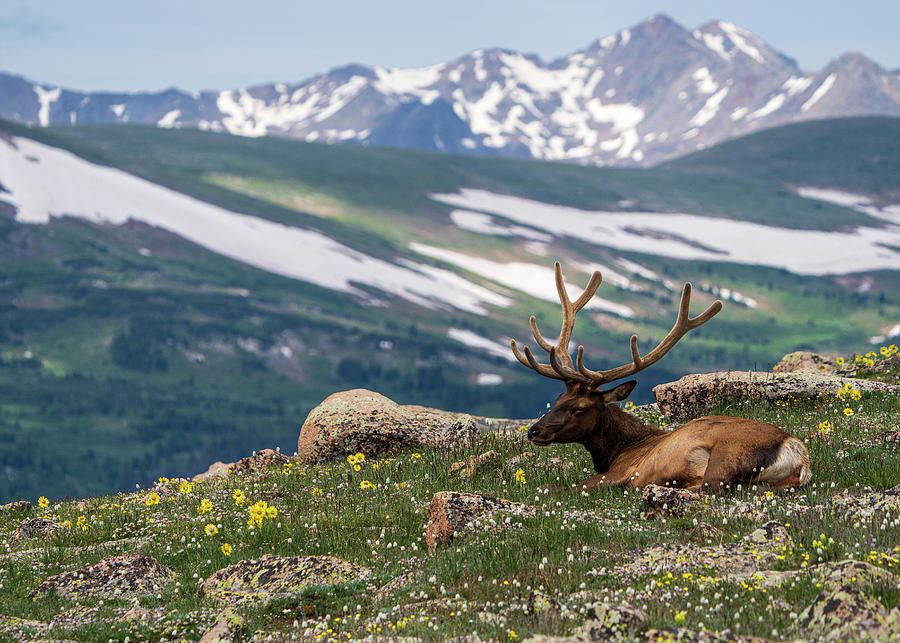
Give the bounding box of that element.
[661,116,900,204]
[0,118,897,502]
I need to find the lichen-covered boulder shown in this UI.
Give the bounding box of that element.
[0,500,32,514]
[653,371,898,419]
[425,491,534,550]
[30,553,174,600]
[199,554,370,604]
[10,518,64,547]
[831,483,900,520]
[798,587,899,641]
[618,521,792,577]
[297,389,480,463]
[773,351,836,374]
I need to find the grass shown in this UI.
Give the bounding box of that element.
[1,118,898,504]
[1,355,898,641]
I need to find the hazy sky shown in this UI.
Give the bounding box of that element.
[2,1,898,92]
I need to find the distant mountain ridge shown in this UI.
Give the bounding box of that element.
[2,13,900,166]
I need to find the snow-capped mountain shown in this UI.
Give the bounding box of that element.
[3,14,900,166]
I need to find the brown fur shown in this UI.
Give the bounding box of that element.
[513,263,811,492]
[529,382,811,492]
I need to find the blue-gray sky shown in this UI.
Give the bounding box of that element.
[2,1,898,92]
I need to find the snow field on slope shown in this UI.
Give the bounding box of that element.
[431,190,900,276]
[0,137,510,314]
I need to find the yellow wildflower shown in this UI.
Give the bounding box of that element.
[360,480,376,490]
[221,543,233,556]
[232,490,246,506]
[205,523,219,536]
[38,496,49,509]
[836,357,845,367]
[198,499,214,514]
[157,477,170,485]
[179,481,194,495]
[843,407,854,416]
[144,492,161,506]
[311,487,323,496]
[515,469,527,485]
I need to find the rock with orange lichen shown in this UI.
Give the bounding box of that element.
[425,491,534,550]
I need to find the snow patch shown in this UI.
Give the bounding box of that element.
[692,68,718,95]
[33,86,61,127]
[0,136,512,315]
[157,109,181,128]
[719,21,765,63]
[782,75,812,96]
[690,87,729,127]
[449,209,552,241]
[429,189,900,276]
[110,104,126,118]
[476,373,504,385]
[796,187,900,225]
[802,74,836,112]
[447,329,515,362]
[747,93,786,120]
[412,244,637,318]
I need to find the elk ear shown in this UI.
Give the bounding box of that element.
[601,380,637,403]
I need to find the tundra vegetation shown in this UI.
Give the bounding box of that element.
[0,347,898,641]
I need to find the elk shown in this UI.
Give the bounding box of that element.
[511,262,811,492]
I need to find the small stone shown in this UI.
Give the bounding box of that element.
[449,451,498,478]
[641,484,703,518]
[199,608,246,642]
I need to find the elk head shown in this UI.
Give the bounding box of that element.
[511,262,722,450]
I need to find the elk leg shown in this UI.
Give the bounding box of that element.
[697,445,752,493]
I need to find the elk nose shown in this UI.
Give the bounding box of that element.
[527,426,539,440]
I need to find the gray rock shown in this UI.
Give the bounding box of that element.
[297,389,479,463]
[199,554,370,604]
[653,371,898,419]
[30,553,174,601]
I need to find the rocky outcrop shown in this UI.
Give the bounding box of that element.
[30,553,174,600]
[831,483,900,519]
[0,500,31,513]
[798,587,900,641]
[9,518,64,547]
[618,521,792,577]
[425,491,534,550]
[199,554,370,604]
[653,371,898,419]
[297,389,483,463]
[773,351,837,373]
[194,448,289,481]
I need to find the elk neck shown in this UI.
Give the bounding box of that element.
[581,404,666,473]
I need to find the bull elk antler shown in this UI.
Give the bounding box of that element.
[510,262,723,387]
